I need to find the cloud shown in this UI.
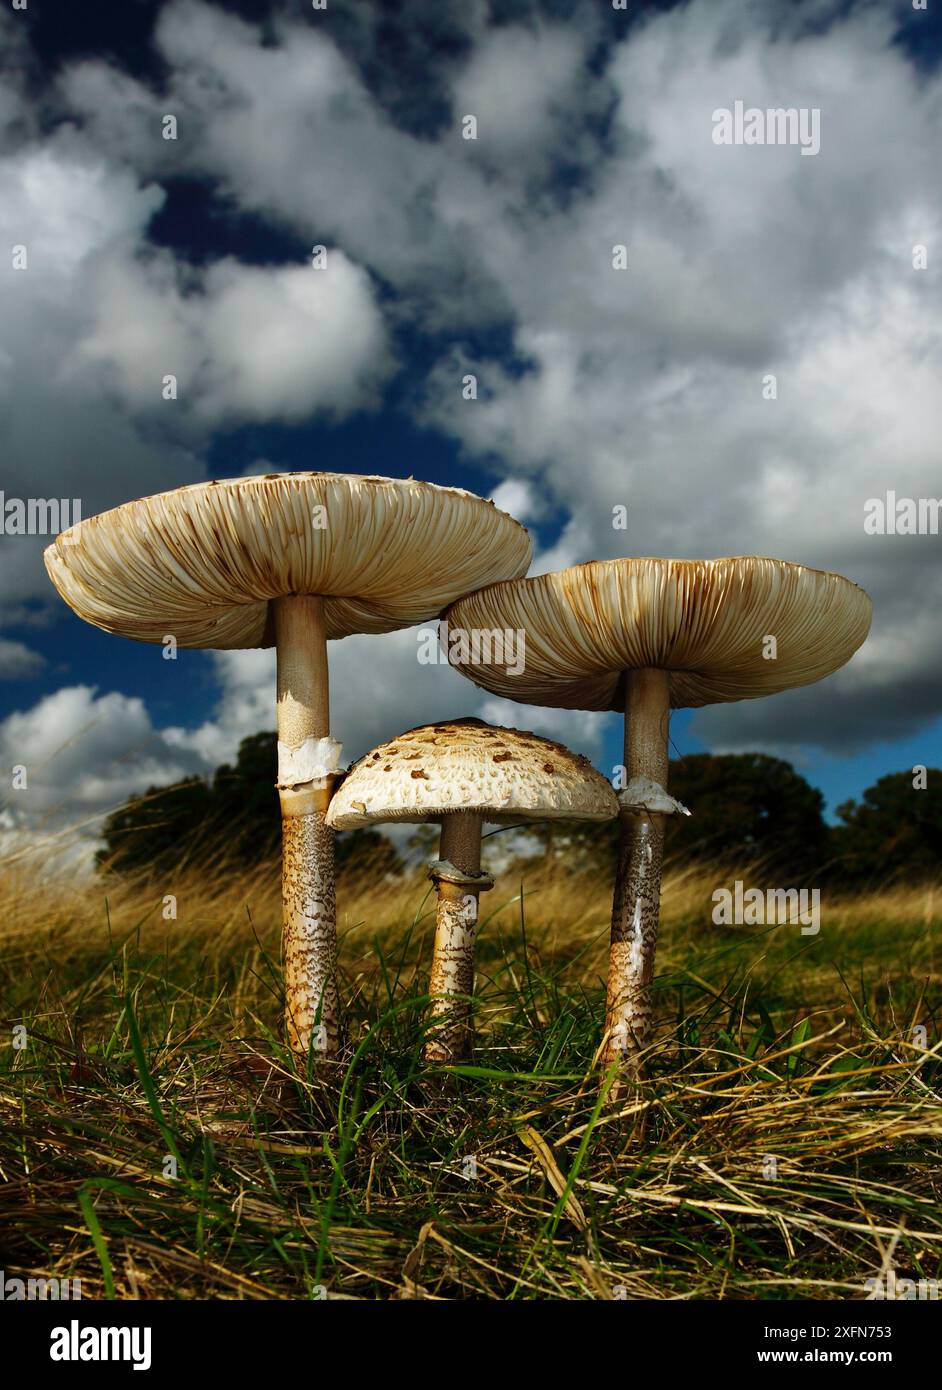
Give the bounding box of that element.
[0,42,395,621]
[0,618,616,866]
[478,697,612,762]
[149,0,452,300]
[410,1,942,750]
[0,134,198,613]
[77,251,395,425]
[62,2,609,331]
[448,20,598,179]
[0,7,37,144]
[4,0,941,841]
[0,685,210,840]
[130,621,613,808]
[0,640,45,680]
[489,477,547,527]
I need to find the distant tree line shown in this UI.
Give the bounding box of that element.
[565,755,941,887]
[97,735,940,888]
[97,733,400,880]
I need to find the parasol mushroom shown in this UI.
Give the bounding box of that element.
[43,473,531,1061]
[325,718,617,1062]
[446,557,872,1075]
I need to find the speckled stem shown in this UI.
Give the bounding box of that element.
[275,595,339,1061]
[602,668,670,1076]
[426,812,483,1064]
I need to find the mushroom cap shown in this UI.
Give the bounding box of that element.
[43,472,531,648]
[446,557,872,711]
[325,718,618,828]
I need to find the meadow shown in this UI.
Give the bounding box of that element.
[1,845,940,1300]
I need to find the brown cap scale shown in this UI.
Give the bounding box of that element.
[327,718,617,1062]
[44,473,531,1063]
[446,557,872,1075]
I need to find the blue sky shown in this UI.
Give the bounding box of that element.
[2,0,942,857]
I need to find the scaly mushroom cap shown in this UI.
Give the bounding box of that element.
[446,557,872,711]
[325,718,618,827]
[44,473,531,647]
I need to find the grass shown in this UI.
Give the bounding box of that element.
[1,848,940,1300]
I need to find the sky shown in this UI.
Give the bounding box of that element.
[1,0,941,864]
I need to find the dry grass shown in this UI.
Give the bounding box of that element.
[1,845,940,1299]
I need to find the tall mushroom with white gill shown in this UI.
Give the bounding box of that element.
[446,558,872,1075]
[326,718,617,1062]
[43,473,530,1061]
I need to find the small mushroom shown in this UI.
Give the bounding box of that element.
[326,718,617,1062]
[446,557,872,1075]
[44,473,530,1061]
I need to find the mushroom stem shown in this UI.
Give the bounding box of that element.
[274,594,340,1062]
[602,667,670,1076]
[426,812,485,1064]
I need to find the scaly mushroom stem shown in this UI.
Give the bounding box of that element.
[426,812,491,1064]
[602,667,671,1076]
[275,595,340,1062]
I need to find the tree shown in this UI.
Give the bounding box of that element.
[544,753,830,880]
[664,753,830,877]
[97,732,401,879]
[833,769,942,885]
[96,776,215,874]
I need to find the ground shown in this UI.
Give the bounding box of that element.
[1,854,940,1299]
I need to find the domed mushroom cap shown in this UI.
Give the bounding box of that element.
[325,718,618,828]
[44,472,531,648]
[447,557,872,711]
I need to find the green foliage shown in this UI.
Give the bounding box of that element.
[666,753,829,875]
[543,755,938,887]
[559,752,830,879]
[97,732,400,879]
[3,882,940,1300]
[96,775,215,874]
[97,738,936,890]
[833,767,942,884]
